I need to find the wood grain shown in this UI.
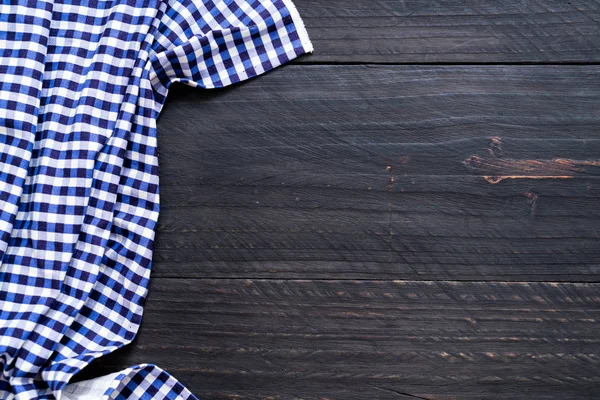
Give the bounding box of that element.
[81,279,600,399]
[291,0,600,63]
[152,65,600,282]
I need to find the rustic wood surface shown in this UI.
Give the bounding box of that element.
[82,1,600,399]
[291,0,600,63]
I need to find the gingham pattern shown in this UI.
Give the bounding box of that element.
[0,0,312,398]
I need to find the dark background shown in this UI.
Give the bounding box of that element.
[85,1,600,398]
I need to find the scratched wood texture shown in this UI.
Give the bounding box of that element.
[290,0,600,63]
[86,279,600,399]
[151,65,600,283]
[81,1,600,399]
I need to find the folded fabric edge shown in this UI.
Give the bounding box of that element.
[57,363,196,400]
[56,371,120,400]
[281,0,314,54]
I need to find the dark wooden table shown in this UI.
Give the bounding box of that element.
[85,1,600,398]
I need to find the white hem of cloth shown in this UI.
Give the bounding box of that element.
[281,0,314,53]
[56,371,120,400]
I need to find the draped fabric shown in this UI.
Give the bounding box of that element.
[0,1,312,398]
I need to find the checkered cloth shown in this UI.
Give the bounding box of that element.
[0,0,312,398]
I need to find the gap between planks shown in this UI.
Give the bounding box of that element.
[151,276,600,284]
[292,61,600,66]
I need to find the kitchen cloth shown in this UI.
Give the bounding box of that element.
[0,0,312,398]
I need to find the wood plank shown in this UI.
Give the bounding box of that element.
[152,65,600,281]
[290,0,600,63]
[80,279,600,399]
